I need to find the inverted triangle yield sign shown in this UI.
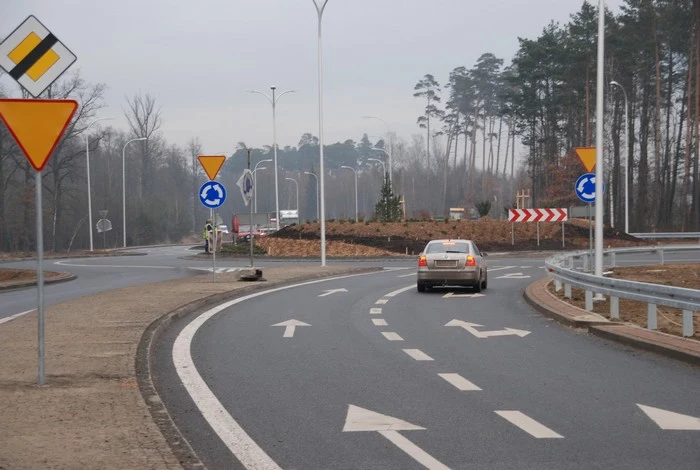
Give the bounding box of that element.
[574,147,596,173]
[198,155,226,181]
[0,99,78,171]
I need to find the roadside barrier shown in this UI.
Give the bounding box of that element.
[545,245,700,337]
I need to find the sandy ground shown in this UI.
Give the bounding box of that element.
[548,263,700,339]
[0,265,372,470]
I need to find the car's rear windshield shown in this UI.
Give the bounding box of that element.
[425,241,470,254]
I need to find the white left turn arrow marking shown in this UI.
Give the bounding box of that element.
[318,288,348,297]
[343,405,449,470]
[637,404,700,430]
[445,320,530,338]
[272,319,310,338]
[442,292,485,298]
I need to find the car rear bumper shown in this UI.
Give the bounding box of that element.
[417,270,479,285]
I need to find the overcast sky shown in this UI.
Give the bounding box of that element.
[1,0,623,154]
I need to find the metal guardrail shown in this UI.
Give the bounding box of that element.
[545,245,700,337]
[630,232,700,240]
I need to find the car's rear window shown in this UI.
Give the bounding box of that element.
[425,242,470,254]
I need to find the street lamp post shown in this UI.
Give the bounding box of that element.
[248,88,296,232]
[340,166,358,222]
[304,171,319,221]
[594,0,605,280]
[367,157,387,183]
[371,147,393,187]
[253,158,272,213]
[122,137,147,248]
[285,177,299,221]
[363,115,392,185]
[610,80,630,234]
[313,0,329,266]
[85,117,112,251]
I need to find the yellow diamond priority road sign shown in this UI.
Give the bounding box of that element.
[0,15,77,98]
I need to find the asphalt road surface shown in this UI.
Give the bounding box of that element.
[154,253,700,469]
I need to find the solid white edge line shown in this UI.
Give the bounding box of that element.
[494,411,564,438]
[372,319,388,326]
[172,270,387,469]
[438,373,482,391]
[0,309,35,326]
[402,349,434,361]
[381,332,404,341]
[397,272,416,278]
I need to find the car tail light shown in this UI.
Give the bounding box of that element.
[418,255,428,267]
[465,255,476,267]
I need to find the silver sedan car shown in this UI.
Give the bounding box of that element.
[416,239,488,292]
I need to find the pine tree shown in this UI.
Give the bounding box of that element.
[374,176,402,222]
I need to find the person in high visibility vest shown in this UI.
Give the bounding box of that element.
[203,219,213,253]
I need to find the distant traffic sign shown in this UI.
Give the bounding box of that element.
[574,147,596,173]
[575,173,597,203]
[508,208,568,223]
[198,155,226,181]
[237,169,254,205]
[199,181,227,209]
[0,99,78,171]
[0,15,77,98]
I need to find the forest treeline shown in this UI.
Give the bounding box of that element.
[0,0,697,252]
[415,0,699,232]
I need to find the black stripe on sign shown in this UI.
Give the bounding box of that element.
[9,33,59,80]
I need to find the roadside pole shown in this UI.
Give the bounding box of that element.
[588,203,593,265]
[511,223,514,246]
[248,149,254,267]
[536,222,540,247]
[36,171,45,384]
[562,221,565,248]
[211,208,216,282]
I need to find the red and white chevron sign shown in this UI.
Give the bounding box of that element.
[508,208,568,222]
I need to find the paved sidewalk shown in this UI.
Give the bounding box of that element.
[524,277,700,366]
[0,265,378,470]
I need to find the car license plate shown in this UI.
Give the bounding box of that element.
[435,260,457,268]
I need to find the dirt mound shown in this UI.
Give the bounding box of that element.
[271,219,650,254]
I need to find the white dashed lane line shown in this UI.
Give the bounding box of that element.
[402,349,434,361]
[495,411,564,439]
[375,299,388,305]
[370,308,382,315]
[382,332,404,341]
[372,319,388,326]
[438,373,482,391]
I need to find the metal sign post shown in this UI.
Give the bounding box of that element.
[247,149,254,267]
[36,171,45,385]
[211,208,216,282]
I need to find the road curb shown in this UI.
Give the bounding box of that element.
[135,266,382,469]
[523,277,700,367]
[0,271,76,292]
[588,325,700,366]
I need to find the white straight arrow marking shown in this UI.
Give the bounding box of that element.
[495,411,564,438]
[445,320,530,338]
[637,404,700,430]
[272,319,310,338]
[319,288,348,297]
[343,405,449,470]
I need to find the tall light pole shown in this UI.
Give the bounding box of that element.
[363,115,392,185]
[594,0,605,279]
[285,177,299,221]
[371,147,393,187]
[304,171,319,221]
[248,88,296,231]
[85,117,112,251]
[122,137,147,248]
[313,0,329,266]
[340,166,358,222]
[368,157,387,183]
[610,80,630,234]
[253,158,272,213]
